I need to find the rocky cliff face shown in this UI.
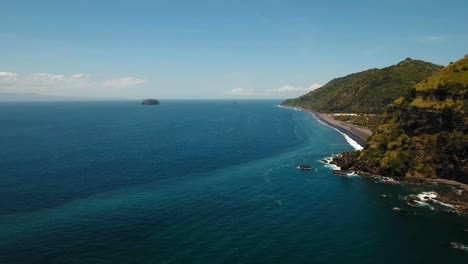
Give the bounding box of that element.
[346,56,468,183]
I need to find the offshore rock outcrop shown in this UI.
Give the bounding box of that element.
[142,99,160,105]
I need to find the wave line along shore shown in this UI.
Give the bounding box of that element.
[279,105,371,149]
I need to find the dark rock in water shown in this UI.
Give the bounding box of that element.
[444,209,462,216]
[393,207,406,213]
[333,170,349,176]
[330,151,358,170]
[142,99,159,105]
[297,165,312,171]
[405,195,420,206]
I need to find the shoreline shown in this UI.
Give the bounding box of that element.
[280,106,371,148]
[314,112,371,147]
[280,104,468,214]
[338,169,468,213]
[429,178,468,191]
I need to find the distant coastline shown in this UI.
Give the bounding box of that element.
[279,105,371,148]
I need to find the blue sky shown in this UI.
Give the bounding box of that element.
[1,0,467,99]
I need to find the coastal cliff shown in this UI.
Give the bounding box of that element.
[335,56,468,184]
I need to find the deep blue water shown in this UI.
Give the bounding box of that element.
[0,100,466,263]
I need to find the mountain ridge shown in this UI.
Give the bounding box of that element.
[282,58,443,113]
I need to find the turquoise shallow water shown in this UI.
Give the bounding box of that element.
[0,100,466,263]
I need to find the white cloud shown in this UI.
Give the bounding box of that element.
[224,87,255,96]
[21,73,91,83]
[103,77,146,88]
[0,72,93,94]
[0,72,18,81]
[223,83,323,98]
[31,73,65,81]
[269,83,322,93]
[308,83,323,90]
[272,85,298,93]
[419,35,448,44]
[0,71,147,97]
[71,73,91,79]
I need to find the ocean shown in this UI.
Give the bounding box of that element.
[0,100,466,263]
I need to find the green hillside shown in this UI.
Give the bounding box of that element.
[356,56,468,183]
[416,55,468,92]
[282,58,442,113]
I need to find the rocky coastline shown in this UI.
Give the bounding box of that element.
[281,105,468,215]
[328,152,468,215]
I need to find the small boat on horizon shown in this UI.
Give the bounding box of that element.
[297,165,312,171]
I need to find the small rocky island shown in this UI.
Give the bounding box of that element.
[141,99,160,105]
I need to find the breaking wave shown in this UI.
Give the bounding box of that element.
[313,116,363,151]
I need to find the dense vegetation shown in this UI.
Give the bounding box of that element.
[356,56,468,183]
[332,115,381,130]
[282,58,442,113]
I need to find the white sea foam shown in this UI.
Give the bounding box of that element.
[277,105,292,110]
[414,201,435,210]
[406,191,436,209]
[451,242,468,252]
[416,191,455,208]
[313,116,363,151]
[321,155,341,170]
[437,201,455,208]
[417,191,437,201]
[278,105,363,150]
[324,163,341,170]
[408,191,455,209]
[379,177,399,184]
[342,133,363,151]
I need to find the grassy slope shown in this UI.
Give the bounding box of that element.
[416,56,468,91]
[282,58,442,113]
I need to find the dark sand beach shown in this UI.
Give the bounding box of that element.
[282,106,372,147]
[314,112,371,146]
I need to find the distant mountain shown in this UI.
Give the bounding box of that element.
[282,58,443,113]
[351,55,468,183]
